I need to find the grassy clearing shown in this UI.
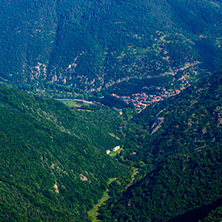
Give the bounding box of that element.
[88,168,138,221]
[109,148,123,157]
[60,99,94,111]
[60,100,83,107]
[125,167,139,190]
[87,178,117,222]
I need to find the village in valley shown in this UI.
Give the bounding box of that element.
[105,89,182,155]
[111,89,181,113]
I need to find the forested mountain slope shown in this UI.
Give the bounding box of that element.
[0,0,222,94]
[100,147,222,222]
[98,71,222,221]
[0,85,130,221]
[124,70,222,165]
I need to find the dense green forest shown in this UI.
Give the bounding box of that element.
[98,71,222,221]
[0,66,222,221]
[1,71,222,221]
[0,85,132,221]
[1,0,222,221]
[99,148,222,221]
[0,0,222,96]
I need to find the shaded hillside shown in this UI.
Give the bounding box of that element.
[99,147,222,221]
[124,70,222,165]
[98,71,222,221]
[200,204,222,222]
[0,85,131,221]
[0,0,222,94]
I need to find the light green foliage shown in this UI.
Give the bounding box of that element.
[0,85,131,221]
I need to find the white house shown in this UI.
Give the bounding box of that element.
[113,146,120,152]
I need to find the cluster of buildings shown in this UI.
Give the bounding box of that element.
[111,89,181,110]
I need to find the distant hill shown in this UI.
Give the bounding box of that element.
[0,85,131,221]
[98,70,222,221]
[0,0,222,95]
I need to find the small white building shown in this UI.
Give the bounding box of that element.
[106,150,111,154]
[113,146,121,152]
